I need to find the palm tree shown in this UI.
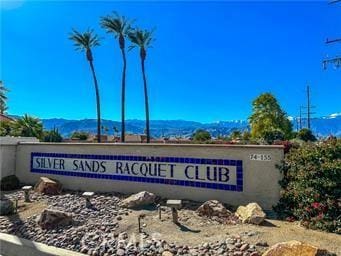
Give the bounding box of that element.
[0,81,9,114]
[100,12,133,143]
[128,28,154,143]
[69,29,102,142]
[13,114,43,139]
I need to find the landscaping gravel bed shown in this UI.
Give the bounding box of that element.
[0,191,260,256]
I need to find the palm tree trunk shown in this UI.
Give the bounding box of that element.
[89,60,101,143]
[141,58,150,143]
[121,48,127,143]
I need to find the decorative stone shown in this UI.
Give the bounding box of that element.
[0,198,14,215]
[162,251,174,256]
[37,209,72,229]
[34,177,62,195]
[120,191,156,208]
[235,202,266,225]
[262,240,322,256]
[196,200,232,218]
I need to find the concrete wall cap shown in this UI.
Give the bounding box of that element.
[17,141,284,149]
[0,232,86,256]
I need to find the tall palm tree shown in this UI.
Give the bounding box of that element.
[69,29,102,142]
[0,81,9,114]
[128,28,154,143]
[100,12,133,143]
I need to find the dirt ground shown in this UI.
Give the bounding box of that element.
[2,195,340,255]
[118,207,341,255]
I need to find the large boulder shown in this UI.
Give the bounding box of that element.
[0,175,20,191]
[0,198,14,215]
[120,191,156,208]
[37,209,72,229]
[263,240,325,256]
[196,200,232,218]
[34,177,62,195]
[235,202,266,225]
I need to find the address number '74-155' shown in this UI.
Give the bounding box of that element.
[249,154,271,161]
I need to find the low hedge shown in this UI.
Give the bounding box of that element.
[274,138,341,233]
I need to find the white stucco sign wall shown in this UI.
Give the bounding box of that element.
[31,152,242,192]
[14,142,284,210]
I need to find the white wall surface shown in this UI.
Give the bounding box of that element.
[14,143,284,210]
[0,137,39,179]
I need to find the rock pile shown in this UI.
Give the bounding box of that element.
[0,191,262,256]
[77,233,260,256]
[196,200,239,224]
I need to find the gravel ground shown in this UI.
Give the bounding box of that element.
[0,190,261,256]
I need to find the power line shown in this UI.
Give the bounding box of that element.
[323,56,341,69]
[328,0,341,4]
[323,1,341,69]
[326,38,341,44]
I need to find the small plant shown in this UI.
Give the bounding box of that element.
[296,128,317,142]
[274,138,341,233]
[71,131,89,140]
[192,129,211,142]
[43,128,63,142]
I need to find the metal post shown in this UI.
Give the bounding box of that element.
[171,207,178,224]
[307,85,311,130]
[15,198,18,213]
[157,204,161,220]
[138,216,141,233]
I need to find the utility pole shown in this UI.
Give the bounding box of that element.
[307,85,311,129]
[302,85,315,130]
[323,0,341,69]
[299,106,303,130]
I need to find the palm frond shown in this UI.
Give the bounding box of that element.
[69,28,100,51]
[100,12,134,36]
[128,27,155,49]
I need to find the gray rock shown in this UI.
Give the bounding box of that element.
[120,191,156,208]
[196,200,232,219]
[37,209,72,229]
[0,198,14,215]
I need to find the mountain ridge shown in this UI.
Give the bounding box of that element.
[40,113,341,138]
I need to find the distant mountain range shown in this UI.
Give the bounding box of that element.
[40,113,341,138]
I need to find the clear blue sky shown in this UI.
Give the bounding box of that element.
[1,0,340,123]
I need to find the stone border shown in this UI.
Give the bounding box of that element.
[0,232,86,256]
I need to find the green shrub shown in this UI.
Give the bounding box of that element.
[274,138,341,233]
[1,175,20,191]
[297,128,317,142]
[71,131,89,140]
[192,129,211,142]
[43,128,63,142]
[262,129,285,144]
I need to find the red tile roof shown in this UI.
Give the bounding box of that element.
[0,114,15,122]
